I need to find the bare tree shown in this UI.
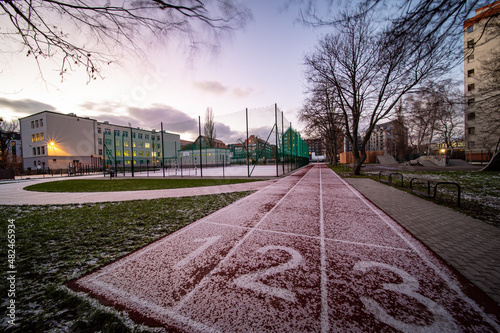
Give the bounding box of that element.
[304,6,449,174]
[0,0,251,82]
[0,118,20,169]
[299,78,344,165]
[299,0,486,65]
[203,106,217,148]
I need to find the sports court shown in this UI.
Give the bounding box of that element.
[69,164,500,332]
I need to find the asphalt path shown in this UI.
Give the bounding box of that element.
[69,164,500,332]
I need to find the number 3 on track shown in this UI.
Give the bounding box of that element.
[354,261,457,332]
[234,246,303,302]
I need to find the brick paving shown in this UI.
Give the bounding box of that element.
[346,178,500,305]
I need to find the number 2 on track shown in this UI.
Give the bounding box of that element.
[233,246,303,302]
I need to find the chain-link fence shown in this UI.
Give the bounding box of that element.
[103,104,309,177]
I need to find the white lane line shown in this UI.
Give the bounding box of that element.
[328,168,500,331]
[91,280,222,333]
[173,166,316,311]
[86,177,285,281]
[203,221,412,252]
[319,165,329,333]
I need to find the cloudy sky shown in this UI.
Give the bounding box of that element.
[0,1,331,142]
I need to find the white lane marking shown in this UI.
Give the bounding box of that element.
[204,218,413,252]
[319,165,330,333]
[175,236,222,269]
[354,261,458,333]
[87,176,285,281]
[329,168,500,331]
[174,166,316,310]
[233,245,303,302]
[89,280,222,333]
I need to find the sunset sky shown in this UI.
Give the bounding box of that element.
[0,1,330,142]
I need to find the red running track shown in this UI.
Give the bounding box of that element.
[69,164,500,332]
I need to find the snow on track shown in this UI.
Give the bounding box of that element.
[69,164,500,332]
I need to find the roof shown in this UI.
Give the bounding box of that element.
[464,0,500,28]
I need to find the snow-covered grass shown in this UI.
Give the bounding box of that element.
[0,192,251,332]
[372,170,500,227]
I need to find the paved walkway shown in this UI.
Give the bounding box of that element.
[347,178,500,306]
[0,176,277,205]
[69,164,500,332]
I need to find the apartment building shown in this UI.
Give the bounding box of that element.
[19,111,180,170]
[464,1,500,156]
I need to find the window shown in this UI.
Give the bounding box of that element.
[467,69,474,77]
[133,151,137,157]
[467,83,475,92]
[116,150,122,156]
[33,147,36,155]
[145,143,151,148]
[138,133,143,139]
[41,146,45,155]
[145,134,150,140]
[138,151,143,156]
[139,142,144,148]
[467,39,474,48]
[157,144,161,149]
[467,112,476,121]
[123,131,128,137]
[132,141,136,148]
[36,133,40,142]
[98,127,101,134]
[115,140,121,146]
[468,141,475,149]
[146,151,150,156]
[132,132,136,138]
[114,130,120,136]
[32,134,36,142]
[105,128,111,134]
[40,132,44,141]
[37,147,41,155]
[124,141,129,147]
[40,118,43,127]
[157,135,160,141]
[35,120,39,128]
[467,127,475,135]
[31,121,34,129]
[467,25,474,33]
[468,98,475,105]
[98,138,102,145]
[104,139,112,146]
[98,149,103,155]
[124,150,129,157]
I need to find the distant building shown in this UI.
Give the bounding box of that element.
[194,136,227,149]
[464,1,500,155]
[19,111,180,170]
[0,131,22,168]
[305,138,326,161]
[366,120,408,159]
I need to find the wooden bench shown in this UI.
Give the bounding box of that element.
[409,177,461,206]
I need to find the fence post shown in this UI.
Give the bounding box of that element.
[246,108,250,177]
[199,116,203,177]
[161,122,165,178]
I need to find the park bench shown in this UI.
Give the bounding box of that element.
[378,171,403,187]
[409,177,461,206]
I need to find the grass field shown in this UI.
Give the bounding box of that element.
[328,165,500,227]
[24,178,263,192]
[0,192,252,332]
